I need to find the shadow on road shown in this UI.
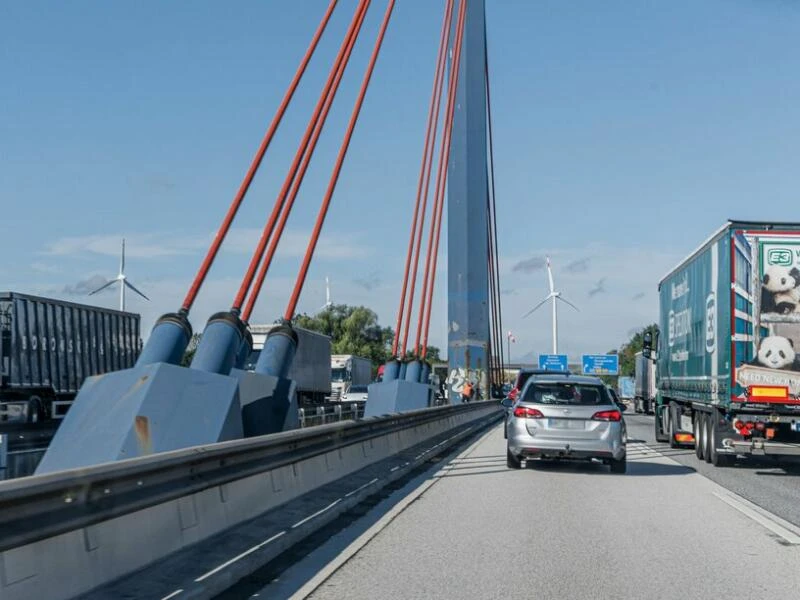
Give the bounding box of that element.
[521,458,695,477]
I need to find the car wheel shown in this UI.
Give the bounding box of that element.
[610,456,627,474]
[507,448,521,469]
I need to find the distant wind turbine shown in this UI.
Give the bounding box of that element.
[521,256,578,353]
[89,238,149,311]
[319,276,332,312]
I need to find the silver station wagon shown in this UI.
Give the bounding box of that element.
[503,374,627,473]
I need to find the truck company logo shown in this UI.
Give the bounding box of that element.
[668,308,692,348]
[767,248,793,267]
[671,278,690,300]
[705,293,716,353]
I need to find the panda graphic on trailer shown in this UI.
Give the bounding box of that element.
[761,264,800,315]
[749,334,800,371]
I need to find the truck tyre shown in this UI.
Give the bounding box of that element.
[701,413,711,462]
[694,414,704,459]
[668,402,681,448]
[26,396,43,424]
[654,404,669,443]
[507,448,521,469]
[643,399,651,414]
[708,411,731,467]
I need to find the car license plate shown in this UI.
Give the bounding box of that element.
[549,419,583,429]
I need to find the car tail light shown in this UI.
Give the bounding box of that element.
[592,410,622,422]
[513,406,544,418]
[745,421,755,430]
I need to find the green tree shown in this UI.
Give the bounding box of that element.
[181,333,202,367]
[293,304,395,369]
[292,304,443,372]
[617,324,660,377]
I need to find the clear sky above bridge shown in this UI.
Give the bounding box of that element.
[2,0,799,360]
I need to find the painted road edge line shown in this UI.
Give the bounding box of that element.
[712,491,800,545]
[286,424,491,599]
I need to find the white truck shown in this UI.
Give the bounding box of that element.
[246,325,331,405]
[330,354,372,402]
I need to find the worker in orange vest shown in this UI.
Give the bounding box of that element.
[461,381,474,403]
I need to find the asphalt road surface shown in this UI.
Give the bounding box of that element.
[276,416,800,600]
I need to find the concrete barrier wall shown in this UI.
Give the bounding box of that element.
[0,403,499,600]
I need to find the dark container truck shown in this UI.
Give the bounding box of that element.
[633,351,655,414]
[0,292,141,422]
[654,221,800,466]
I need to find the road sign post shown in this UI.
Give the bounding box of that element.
[538,354,569,371]
[581,354,619,376]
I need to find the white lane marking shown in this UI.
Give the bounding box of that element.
[160,590,184,600]
[291,499,342,529]
[194,531,286,582]
[344,477,380,498]
[390,466,400,472]
[713,491,800,545]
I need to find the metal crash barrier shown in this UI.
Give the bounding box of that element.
[0,401,501,600]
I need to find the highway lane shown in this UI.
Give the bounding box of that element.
[625,413,800,529]
[301,421,800,600]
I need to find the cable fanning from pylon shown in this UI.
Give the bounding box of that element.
[284,0,397,321]
[180,0,338,314]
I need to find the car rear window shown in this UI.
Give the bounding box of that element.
[522,383,610,406]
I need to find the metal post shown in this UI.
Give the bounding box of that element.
[447,0,490,401]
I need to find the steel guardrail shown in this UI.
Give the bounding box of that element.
[0,401,498,553]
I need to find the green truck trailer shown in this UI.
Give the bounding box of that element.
[654,220,800,466]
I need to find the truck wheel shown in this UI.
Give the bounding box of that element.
[26,397,43,424]
[654,404,669,442]
[708,411,730,467]
[507,448,521,469]
[701,413,711,462]
[668,402,681,448]
[694,414,704,459]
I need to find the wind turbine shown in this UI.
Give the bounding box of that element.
[318,276,332,312]
[89,238,149,311]
[521,256,578,354]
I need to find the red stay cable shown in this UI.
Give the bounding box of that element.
[284,0,397,322]
[180,0,338,314]
[241,2,370,322]
[418,0,467,358]
[232,0,370,314]
[392,0,454,358]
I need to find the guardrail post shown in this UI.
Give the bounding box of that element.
[0,434,7,480]
[334,404,342,422]
[298,407,306,428]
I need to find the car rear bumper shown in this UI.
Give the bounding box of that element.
[508,435,625,461]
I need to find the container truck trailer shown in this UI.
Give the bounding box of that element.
[634,352,656,414]
[330,354,372,402]
[654,220,800,466]
[0,292,141,422]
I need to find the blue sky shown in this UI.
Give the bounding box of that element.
[2,0,800,362]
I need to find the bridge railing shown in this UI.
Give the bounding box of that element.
[0,401,501,600]
[298,402,364,427]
